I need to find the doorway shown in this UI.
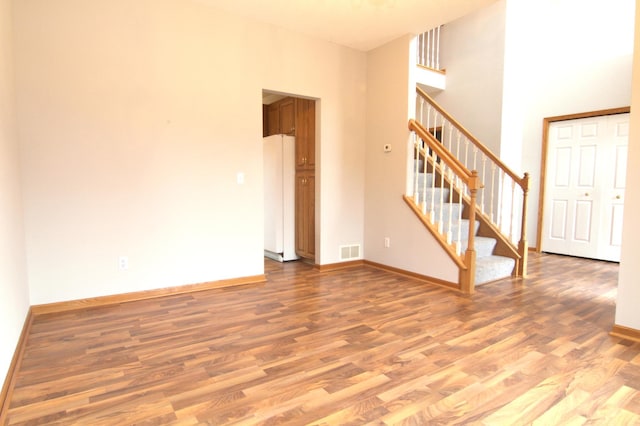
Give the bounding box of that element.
[262,90,317,262]
[538,108,630,262]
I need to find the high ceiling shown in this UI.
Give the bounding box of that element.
[194,0,497,52]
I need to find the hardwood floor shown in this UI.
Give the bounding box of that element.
[4,252,640,425]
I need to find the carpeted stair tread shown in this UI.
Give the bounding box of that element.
[416,188,450,205]
[443,218,479,238]
[422,203,463,223]
[460,236,497,258]
[475,255,516,285]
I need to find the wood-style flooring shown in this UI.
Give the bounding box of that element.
[4,252,640,425]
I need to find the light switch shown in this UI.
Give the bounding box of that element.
[237,172,245,184]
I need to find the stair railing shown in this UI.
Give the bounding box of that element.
[417,26,442,70]
[415,86,530,277]
[405,119,480,293]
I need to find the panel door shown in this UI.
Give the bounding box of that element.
[596,115,628,261]
[543,113,629,261]
[295,99,315,170]
[295,172,315,260]
[267,103,280,136]
[280,98,295,136]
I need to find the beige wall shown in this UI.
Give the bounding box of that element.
[0,0,29,386]
[615,2,640,330]
[13,0,367,304]
[364,34,459,282]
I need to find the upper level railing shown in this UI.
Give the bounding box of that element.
[416,26,442,71]
[414,86,530,277]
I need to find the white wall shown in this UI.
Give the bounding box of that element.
[0,0,29,388]
[615,2,640,331]
[434,0,506,154]
[502,0,635,247]
[364,34,458,283]
[13,0,367,304]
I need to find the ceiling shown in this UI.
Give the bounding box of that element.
[194,0,497,52]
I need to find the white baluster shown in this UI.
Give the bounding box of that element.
[472,145,478,171]
[421,143,428,213]
[456,176,463,255]
[510,179,516,242]
[432,111,438,139]
[436,26,440,70]
[430,148,436,223]
[464,139,469,173]
[446,168,453,244]
[438,161,444,234]
[481,155,487,215]
[413,133,420,201]
[456,132,461,162]
[497,169,504,231]
[490,162,496,223]
[426,30,431,68]
[431,28,436,69]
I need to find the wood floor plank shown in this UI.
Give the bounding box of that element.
[4,252,640,424]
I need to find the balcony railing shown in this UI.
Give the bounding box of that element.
[416,26,442,71]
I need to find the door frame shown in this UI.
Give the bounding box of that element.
[262,90,320,263]
[536,106,630,253]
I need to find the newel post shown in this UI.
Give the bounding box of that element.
[517,173,530,277]
[460,171,479,294]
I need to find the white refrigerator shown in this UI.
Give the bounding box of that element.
[263,134,298,262]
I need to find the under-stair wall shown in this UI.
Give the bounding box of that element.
[364,34,461,285]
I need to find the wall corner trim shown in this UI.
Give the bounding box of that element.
[315,260,365,271]
[0,308,34,424]
[610,324,640,343]
[364,260,459,290]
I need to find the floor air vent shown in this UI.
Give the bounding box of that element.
[339,244,361,261]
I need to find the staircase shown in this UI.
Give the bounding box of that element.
[405,86,530,294]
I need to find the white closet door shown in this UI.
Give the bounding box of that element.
[596,115,628,261]
[543,113,628,261]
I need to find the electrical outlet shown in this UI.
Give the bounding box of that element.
[384,237,390,248]
[118,256,129,271]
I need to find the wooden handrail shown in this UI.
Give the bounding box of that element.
[408,119,479,190]
[416,86,526,190]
